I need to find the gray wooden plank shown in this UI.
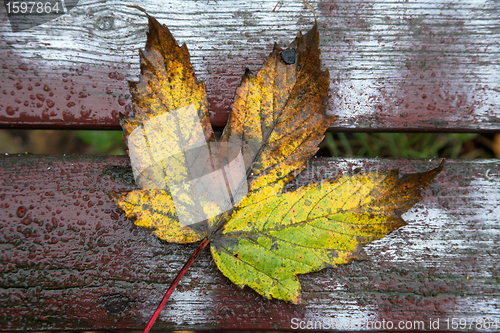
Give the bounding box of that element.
[0,0,499,131]
[0,155,498,330]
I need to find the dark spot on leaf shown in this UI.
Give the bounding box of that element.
[280,48,296,65]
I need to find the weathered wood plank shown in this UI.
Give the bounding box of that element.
[1,155,498,331]
[1,0,499,131]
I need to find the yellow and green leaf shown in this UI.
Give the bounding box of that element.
[211,161,444,303]
[112,10,445,308]
[115,12,219,240]
[221,23,337,200]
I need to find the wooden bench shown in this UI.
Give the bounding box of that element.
[1,1,499,331]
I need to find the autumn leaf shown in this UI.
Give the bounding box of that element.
[112,7,444,332]
[220,21,335,199]
[210,162,444,303]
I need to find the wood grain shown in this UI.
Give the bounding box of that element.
[1,155,498,330]
[1,0,499,131]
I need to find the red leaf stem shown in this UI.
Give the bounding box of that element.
[143,237,210,333]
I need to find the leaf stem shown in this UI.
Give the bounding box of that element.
[142,237,210,333]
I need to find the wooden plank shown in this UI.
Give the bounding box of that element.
[1,155,498,331]
[1,0,499,131]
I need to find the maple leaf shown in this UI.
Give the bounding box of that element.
[210,164,444,303]
[112,8,444,332]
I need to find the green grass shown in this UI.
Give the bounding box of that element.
[318,132,485,159]
[75,130,126,155]
[72,130,494,159]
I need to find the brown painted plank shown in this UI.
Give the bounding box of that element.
[1,1,499,131]
[1,155,499,331]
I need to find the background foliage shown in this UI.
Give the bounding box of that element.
[0,130,498,158]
